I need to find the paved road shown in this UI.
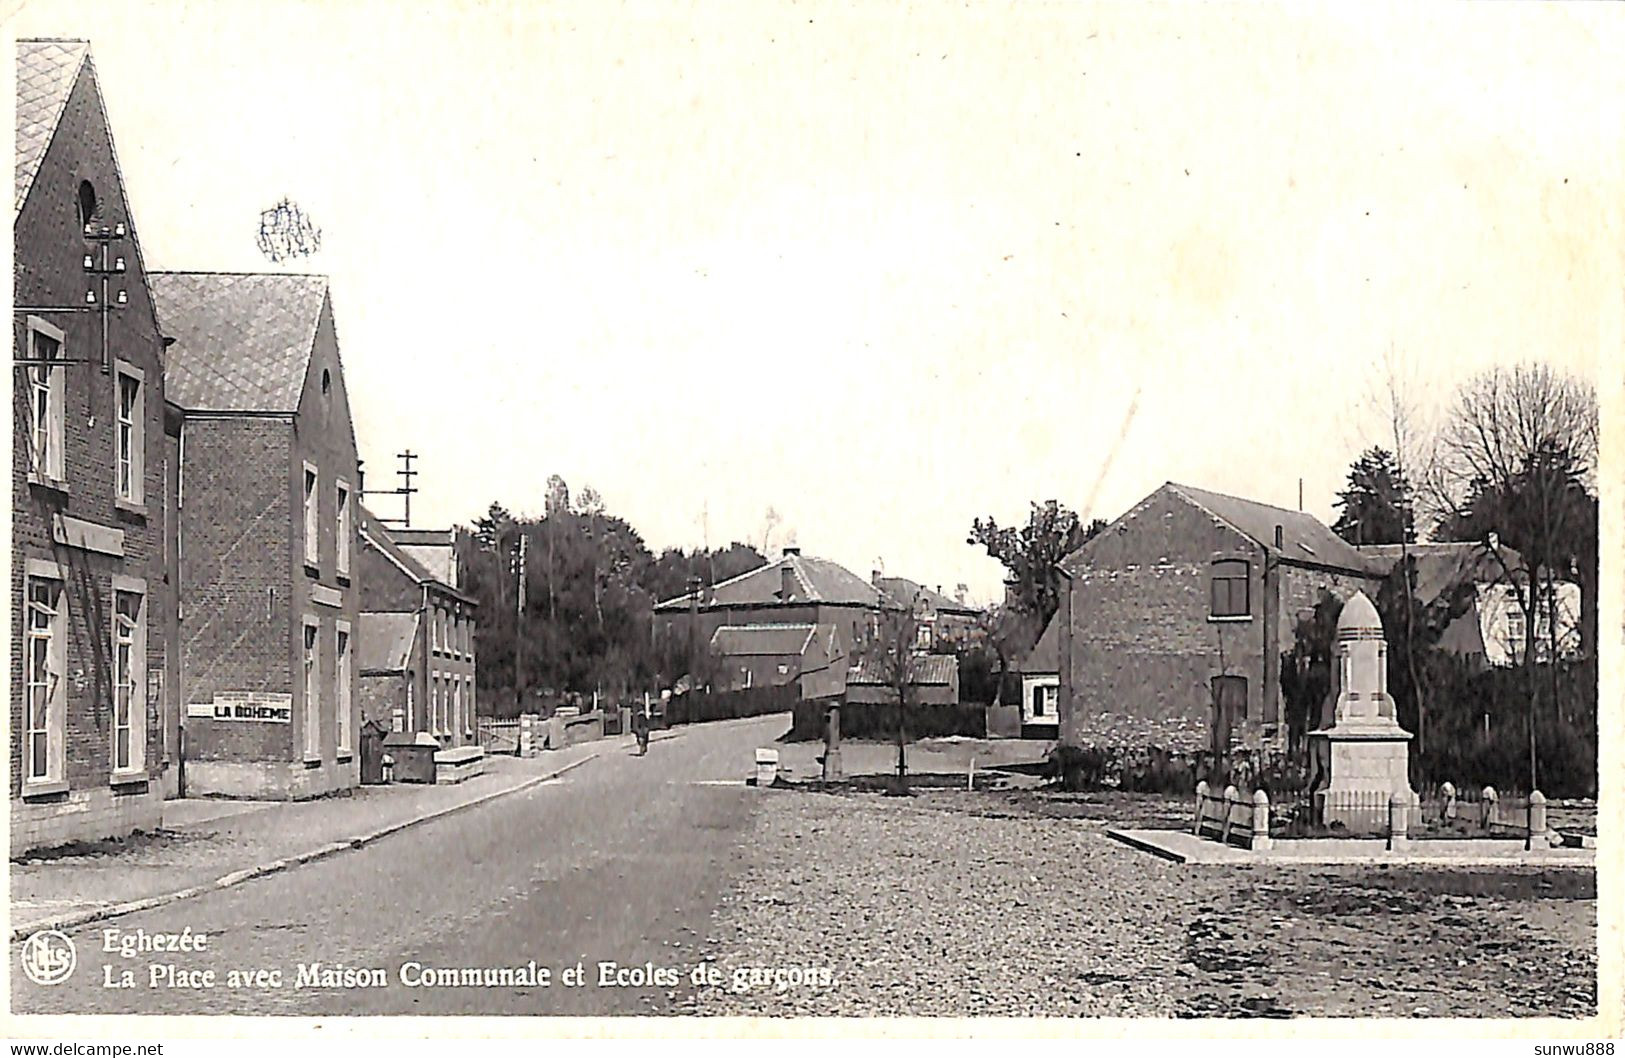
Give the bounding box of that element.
[11,715,787,1016]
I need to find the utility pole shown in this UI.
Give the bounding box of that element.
[362,449,419,527]
[514,533,528,715]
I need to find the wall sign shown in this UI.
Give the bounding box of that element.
[186,691,292,723]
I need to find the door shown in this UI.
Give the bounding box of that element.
[1211,675,1246,759]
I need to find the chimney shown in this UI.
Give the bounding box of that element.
[780,564,796,602]
[872,569,884,586]
[686,575,701,617]
[1274,524,1284,549]
[782,546,800,557]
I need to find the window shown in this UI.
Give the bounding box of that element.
[78,180,98,230]
[451,679,462,742]
[465,677,475,735]
[335,480,351,577]
[26,318,66,483]
[303,619,321,758]
[1210,560,1250,618]
[25,574,65,784]
[336,623,352,755]
[115,364,144,505]
[1032,685,1046,718]
[302,464,319,566]
[111,583,146,774]
[915,624,933,650]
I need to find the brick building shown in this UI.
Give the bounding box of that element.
[150,271,361,799]
[872,575,979,650]
[11,40,171,852]
[654,548,894,672]
[1057,483,1380,754]
[355,509,480,755]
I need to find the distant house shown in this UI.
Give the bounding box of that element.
[707,623,849,700]
[1058,482,1382,755]
[845,653,960,706]
[654,547,894,670]
[873,575,980,649]
[1013,614,1060,737]
[152,268,364,801]
[355,509,480,770]
[1360,541,1581,668]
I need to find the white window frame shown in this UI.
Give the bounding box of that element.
[303,616,322,760]
[336,620,353,755]
[451,678,462,743]
[464,676,475,736]
[25,317,67,485]
[23,562,68,790]
[335,479,352,578]
[302,462,320,567]
[114,360,145,508]
[110,575,148,778]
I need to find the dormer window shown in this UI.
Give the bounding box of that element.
[1210,559,1250,619]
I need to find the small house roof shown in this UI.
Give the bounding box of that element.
[846,653,957,687]
[1016,613,1060,674]
[874,575,978,615]
[1168,483,1374,573]
[1359,541,1528,602]
[358,612,418,674]
[359,507,476,605]
[709,623,820,657]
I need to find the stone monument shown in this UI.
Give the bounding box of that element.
[1308,590,1414,825]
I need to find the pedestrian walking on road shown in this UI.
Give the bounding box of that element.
[633,701,650,755]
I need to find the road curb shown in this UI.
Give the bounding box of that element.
[10,750,600,942]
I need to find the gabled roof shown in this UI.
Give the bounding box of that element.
[357,612,418,674]
[1016,613,1060,674]
[1166,483,1374,573]
[149,272,329,413]
[359,506,476,604]
[16,40,90,214]
[709,623,820,657]
[654,552,885,611]
[874,575,978,615]
[1360,542,1529,603]
[847,653,957,687]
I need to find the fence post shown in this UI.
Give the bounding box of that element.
[1441,781,1457,823]
[1221,785,1239,845]
[1388,790,1410,850]
[1194,780,1209,836]
[1252,789,1272,851]
[1481,786,1498,831]
[1528,789,1547,851]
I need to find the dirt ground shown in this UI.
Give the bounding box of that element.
[691,785,1596,1019]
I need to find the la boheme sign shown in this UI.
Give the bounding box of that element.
[186,692,293,723]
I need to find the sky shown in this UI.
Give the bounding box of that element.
[9,1,1621,603]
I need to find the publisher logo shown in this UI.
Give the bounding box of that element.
[20,929,76,985]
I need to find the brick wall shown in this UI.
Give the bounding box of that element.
[1060,488,1262,751]
[178,417,295,764]
[11,53,166,842]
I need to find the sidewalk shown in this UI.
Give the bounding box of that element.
[10,741,607,937]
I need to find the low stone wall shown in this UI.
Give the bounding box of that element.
[10,783,163,856]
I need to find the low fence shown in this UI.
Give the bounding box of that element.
[476,717,521,755]
[786,701,988,742]
[665,685,798,726]
[1194,781,1551,850]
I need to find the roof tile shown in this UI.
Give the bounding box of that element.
[16,40,89,214]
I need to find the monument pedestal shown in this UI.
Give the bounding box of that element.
[1309,725,1414,826]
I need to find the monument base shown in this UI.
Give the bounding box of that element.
[1309,725,1414,828]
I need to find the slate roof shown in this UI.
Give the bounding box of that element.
[1016,613,1060,674]
[874,575,978,615]
[847,653,958,687]
[148,272,329,413]
[1360,542,1528,602]
[358,612,418,673]
[16,39,91,214]
[709,624,821,657]
[654,552,885,611]
[1168,483,1375,573]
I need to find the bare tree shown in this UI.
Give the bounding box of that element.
[866,595,924,793]
[1423,362,1598,791]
